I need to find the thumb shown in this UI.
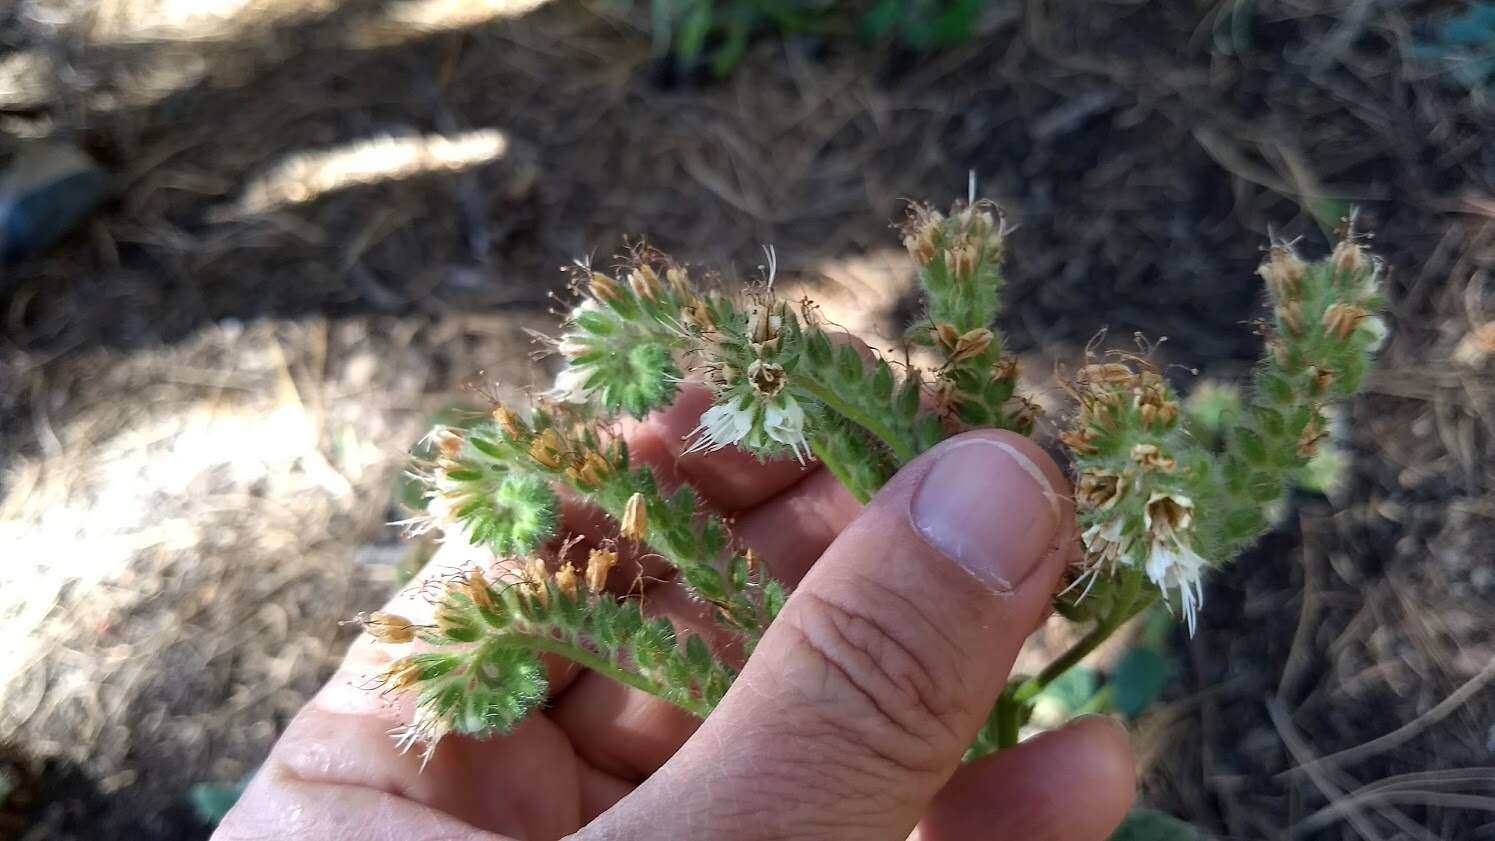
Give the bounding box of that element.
[584,430,1074,841]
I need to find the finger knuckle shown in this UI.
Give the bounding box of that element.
[780,583,972,777]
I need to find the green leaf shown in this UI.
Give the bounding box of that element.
[806,330,833,367]
[682,563,727,601]
[835,344,864,383]
[1110,648,1170,718]
[685,632,714,675]
[676,1,712,64]
[1038,665,1100,714]
[871,360,895,401]
[895,379,920,423]
[1107,808,1205,841]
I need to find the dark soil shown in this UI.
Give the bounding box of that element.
[2,1,1492,839]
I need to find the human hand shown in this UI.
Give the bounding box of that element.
[214,386,1135,841]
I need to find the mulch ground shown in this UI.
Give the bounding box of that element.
[2,1,1492,838]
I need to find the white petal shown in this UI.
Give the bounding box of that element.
[1145,540,1209,634]
[763,398,810,462]
[549,366,595,403]
[686,401,755,454]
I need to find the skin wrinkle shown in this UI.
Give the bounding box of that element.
[802,584,968,742]
[777,591,962,779]
[822,562,978,701]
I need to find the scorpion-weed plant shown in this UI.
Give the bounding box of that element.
[375,197,1386,761]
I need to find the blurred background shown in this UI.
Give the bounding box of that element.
[1,1,1493,838]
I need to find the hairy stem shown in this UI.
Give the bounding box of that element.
[792,376,918,464]
[1014,571,1152,706]
[809,436,873,503]
[508,633,713,718]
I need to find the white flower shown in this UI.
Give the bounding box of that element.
[762,396,810,463]
[686,393,811,462]
[1144,539,1208,635]
[391,705,449,770]
[548,365,596,403]
[686,400,756,454]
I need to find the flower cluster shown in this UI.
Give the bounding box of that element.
[1063,229,1385,632]
[1063,361,1208,631]
[901,200,1039,434]
[378,197,1386,762]
[688,279,819,462]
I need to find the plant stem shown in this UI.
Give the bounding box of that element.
[994,689,1024,749]
[1014,572,1153,706]
[508,633,713,718]
[810,436,873,503]
[792,376,918,464]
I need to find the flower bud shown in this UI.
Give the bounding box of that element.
[990,355,1020,384]
[523,557,550,605]
[554,563,579,598]
[904,228,937,266]
[1277,301,1305,337]
[932,323,960,354]
[379,656,426,691]
[589,271,623,304]
[1258,246,1305,301]
[621,492,648,541]
[492,405,524,440]
[948,240,978,279]
[1001,396,1042,433]
[1061,427,1099,455]
[567,450,613,489]
[462,568,495,610]
[435,428,464,458]
[435,602,472,637]
[1322,303,1367,340]
[901,205,942,266]
[1331,240,1368,276]
[666,265,693,298]
[681,300,715,332]
[1309,366,1336,395]
[1298,414,1324,457]
[950,328,993,364]
[365,611,416,644]
[585,547,617,592]
[1076,363,1137,390]
[528,428,566,469]
[1131,443,1176,472]
[629,265,663,302]
[747,300,785,348]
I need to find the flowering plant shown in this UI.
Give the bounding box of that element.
[372,197,1385,761]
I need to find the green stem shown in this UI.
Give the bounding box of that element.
[508,633,713,718]
[994,689,1025,749]
[810,436,873,503]
[1014,572,1153,706]
[792,376,918,464]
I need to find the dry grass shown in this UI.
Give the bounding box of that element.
[2,0,1493,838]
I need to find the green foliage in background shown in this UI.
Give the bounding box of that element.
[610,0,998,76]
[1108,808,1205,841]
[1413,3,1495,91]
